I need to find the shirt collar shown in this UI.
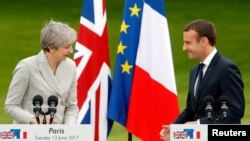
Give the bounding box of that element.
[202,48,217,66]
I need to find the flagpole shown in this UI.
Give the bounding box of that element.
[128,132,132,141]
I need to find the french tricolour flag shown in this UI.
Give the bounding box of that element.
[108,0,179,140]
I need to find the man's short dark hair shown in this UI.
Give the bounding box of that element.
[184,19,216,46]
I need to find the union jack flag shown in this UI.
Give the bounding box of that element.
[0,132,15,139]
[74,0,111,141]
[173,131,188,139]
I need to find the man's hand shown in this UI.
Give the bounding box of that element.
[160,125,170,141]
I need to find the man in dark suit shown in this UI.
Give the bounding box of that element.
[160,19,244,141]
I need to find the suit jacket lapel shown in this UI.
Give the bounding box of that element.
[190,65,199,108]
[195,52,221,105]
[37,51,63,96]
[55,61,72,95]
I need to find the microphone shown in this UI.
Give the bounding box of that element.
[218,95,228,121]
[48,95,58,124]
[204,95,214,121]
[32,95,43,124]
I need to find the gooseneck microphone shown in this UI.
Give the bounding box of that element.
[48,95,58,124]
[32,95,43,124]
[204,95,214,121]
[218,95,228,121]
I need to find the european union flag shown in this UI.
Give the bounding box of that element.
[107,0,144,126]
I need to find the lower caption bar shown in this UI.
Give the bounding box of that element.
[208,125,250,140]
[0,124,92,140]
[170,124,249,141]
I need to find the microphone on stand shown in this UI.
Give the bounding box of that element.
[204,95,214,121]
[218,95,228,121]
[32,95,43,124]
[48,95,58,124]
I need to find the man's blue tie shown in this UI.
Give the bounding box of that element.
[195,63,205,100]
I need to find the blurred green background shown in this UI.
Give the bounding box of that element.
[0,0,249,140]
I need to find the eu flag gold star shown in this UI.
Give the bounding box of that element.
[121,60,133,74]
[117,41,127,55]
[120,20,130,34]
[129,3,141,17]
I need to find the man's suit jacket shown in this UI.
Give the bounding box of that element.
[174,52,245,124]
[5,51,79,124]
